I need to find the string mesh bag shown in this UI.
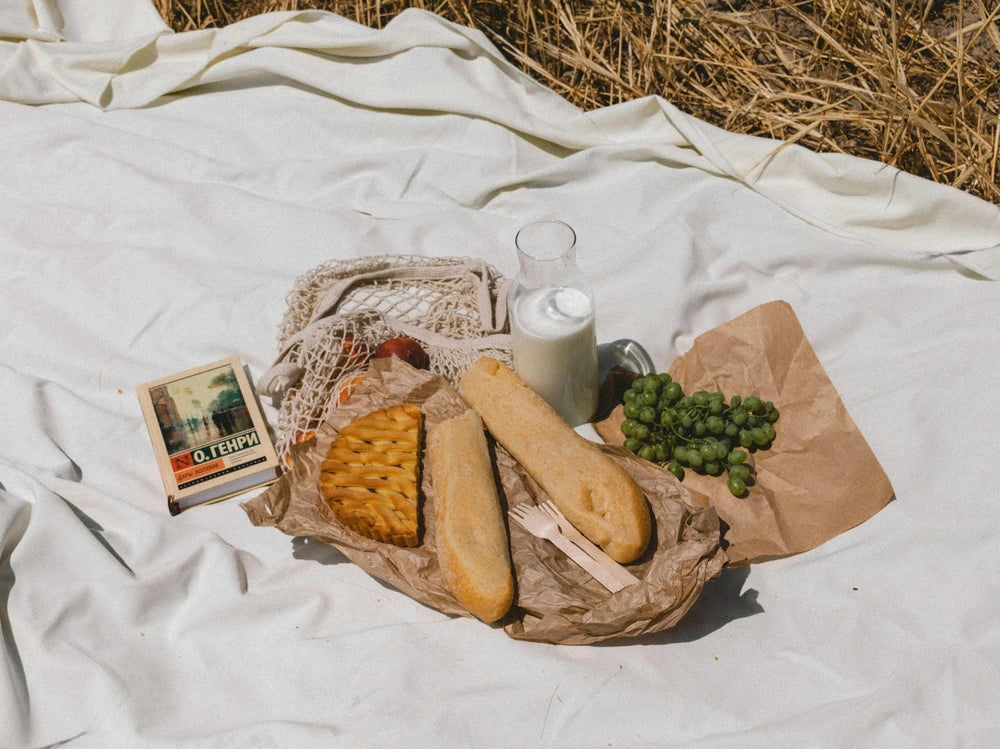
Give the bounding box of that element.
[258,255,513,467]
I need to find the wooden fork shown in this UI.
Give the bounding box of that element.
[537,500,640,589]
[508,503,628,593]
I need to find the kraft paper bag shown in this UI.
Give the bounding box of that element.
[244,357,726,645]
[594,300,894,566]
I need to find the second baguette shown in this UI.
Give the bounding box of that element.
[460,357,651,564]
[427,409,514,624]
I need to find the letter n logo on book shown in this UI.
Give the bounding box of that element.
[171,452,194,472]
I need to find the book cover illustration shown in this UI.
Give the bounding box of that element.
[138,356,279,515]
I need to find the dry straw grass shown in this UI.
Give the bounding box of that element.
[155,1,1000,205]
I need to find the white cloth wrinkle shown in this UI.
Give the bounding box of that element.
[2,6,998,274]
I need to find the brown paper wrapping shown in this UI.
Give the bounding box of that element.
[594,300,894,566]
[243,357,726,645]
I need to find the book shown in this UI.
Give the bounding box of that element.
[137,356,280,515]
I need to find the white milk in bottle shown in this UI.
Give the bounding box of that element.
[508,220,599,426]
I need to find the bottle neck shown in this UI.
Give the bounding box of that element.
[516,249,576,288]
[514,219,579,289]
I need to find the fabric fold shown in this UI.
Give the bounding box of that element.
[1,3,996,276]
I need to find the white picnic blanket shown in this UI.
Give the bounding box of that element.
[2,1,999,746]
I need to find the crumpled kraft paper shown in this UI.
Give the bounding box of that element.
[594,300,894,566]
[243,357,726,645]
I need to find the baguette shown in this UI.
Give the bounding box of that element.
[427,409,514,623]
[460,357,651,564]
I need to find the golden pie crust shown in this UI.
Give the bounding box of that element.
[319,402,423,547]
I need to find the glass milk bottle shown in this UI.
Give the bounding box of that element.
[508,219,599,426]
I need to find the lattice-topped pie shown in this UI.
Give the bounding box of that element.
[319,402,423,547]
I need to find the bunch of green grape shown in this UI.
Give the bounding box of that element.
[619,373,780,497]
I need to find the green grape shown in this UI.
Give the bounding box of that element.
[728,464,751,482]
[618,372,779,498]
[727,449,747,465]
